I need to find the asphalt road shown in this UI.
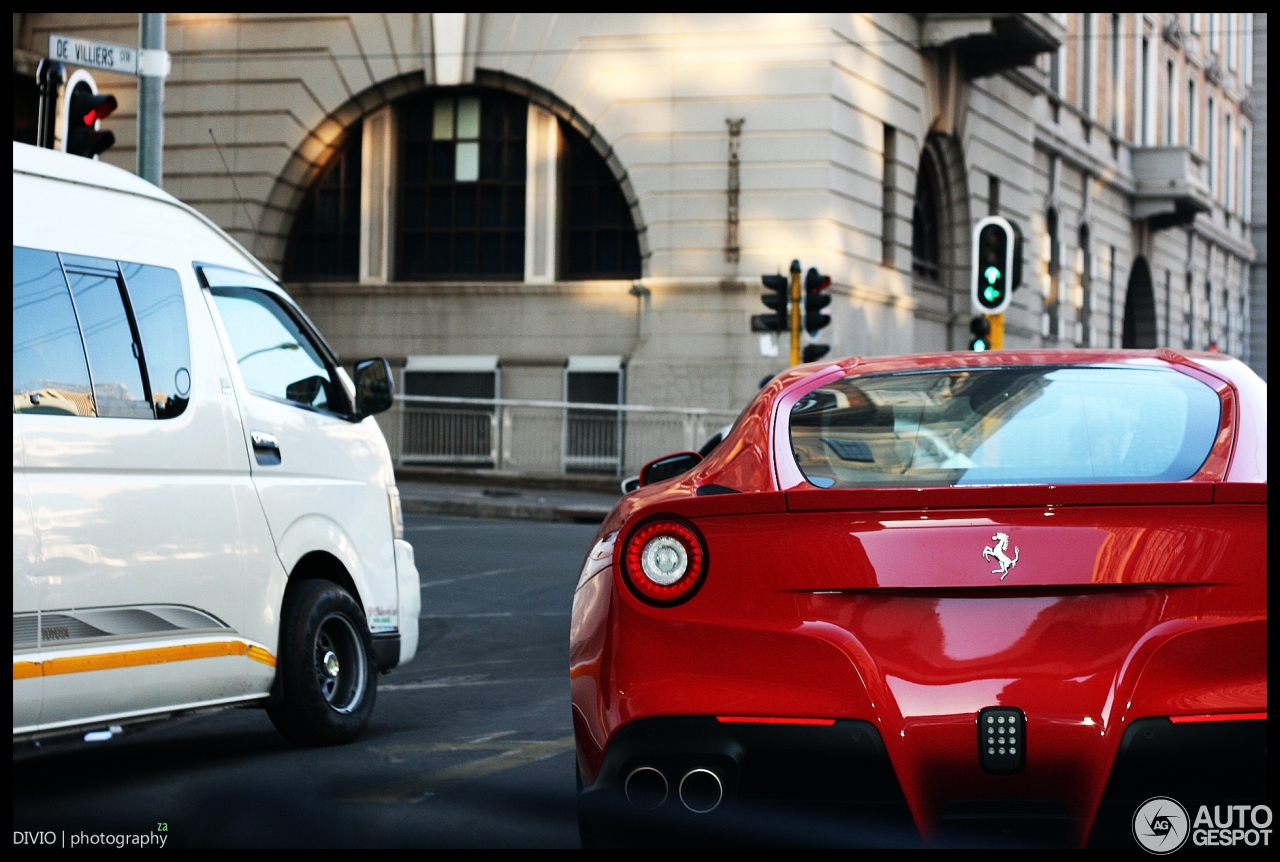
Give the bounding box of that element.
[12,514,598,848]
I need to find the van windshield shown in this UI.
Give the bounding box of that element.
[789,365,1221,488]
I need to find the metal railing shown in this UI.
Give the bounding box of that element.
[392,394,740,476]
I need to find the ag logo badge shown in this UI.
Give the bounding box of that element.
[983,531,1019,580]
[1132,796,1189,854]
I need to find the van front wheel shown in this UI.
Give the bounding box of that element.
[267,579,377,745]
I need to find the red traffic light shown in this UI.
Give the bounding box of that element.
[66,82,117,158]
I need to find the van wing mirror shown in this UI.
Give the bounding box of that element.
[352,358,394,419]
[638,451,703,487]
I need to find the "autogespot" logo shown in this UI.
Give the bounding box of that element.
[1133,797,1190,854]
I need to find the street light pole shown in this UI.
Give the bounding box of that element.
[137,13,165,186]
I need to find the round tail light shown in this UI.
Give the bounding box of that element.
[622,517,708,605]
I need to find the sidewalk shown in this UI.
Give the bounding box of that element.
[397,480,621,524]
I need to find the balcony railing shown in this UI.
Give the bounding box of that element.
[390,394,740,477]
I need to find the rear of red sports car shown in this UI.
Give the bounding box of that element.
[570,351,1267,848]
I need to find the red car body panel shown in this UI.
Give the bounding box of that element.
[570,351,1267,846]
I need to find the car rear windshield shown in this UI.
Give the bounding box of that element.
[790,366,1222,488]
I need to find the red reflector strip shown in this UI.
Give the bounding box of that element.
[1169,712,1266,724]
[716,716,837,726]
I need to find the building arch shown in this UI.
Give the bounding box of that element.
[1122,256,1158,348]
[258,71,426,273]
[912,132,972,347]
[261,69,650,278]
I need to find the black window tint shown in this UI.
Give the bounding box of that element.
[210,288,339,413]
[121,263,190,419]
[65,268,152,419]
[12,247,95,417]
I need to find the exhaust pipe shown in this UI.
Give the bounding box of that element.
[678,768,723,813]
[624,766,668,810]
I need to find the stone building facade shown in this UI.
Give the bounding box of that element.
[12,13,1261,412]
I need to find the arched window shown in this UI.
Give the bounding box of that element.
[912,151,940,282]
[285,123,362,280]
[284,86,645,284]
[562,126,641,279]
[398,89,528,279]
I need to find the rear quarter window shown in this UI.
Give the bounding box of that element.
[790,366,1222,488]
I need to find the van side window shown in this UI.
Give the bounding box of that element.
[120,263,190,419]
[12,247,96,416]
[210,287,341,413]
[63,262,153,420]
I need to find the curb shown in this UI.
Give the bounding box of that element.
[401,497,611,524]
[394,465,623,495]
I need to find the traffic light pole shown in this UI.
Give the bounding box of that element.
[138,13,165,186]
[789,259,802,366]
[987,313,1004,349]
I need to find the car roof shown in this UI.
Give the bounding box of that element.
[12,141,277,282]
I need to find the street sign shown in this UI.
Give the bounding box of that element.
[48,34,170,78]
[49,34,138,75]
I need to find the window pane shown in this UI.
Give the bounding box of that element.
[66,269,151,419]
[479,233,502,273]
[13,246,94,417]
[432,140,454,181]
[455,141,479,182]
[405,189,427,230]
[480,140,502,180]
[428,234,451,274]
[211,288,337,412]
[504,235,524,274]
[480,186,503,228]
[433,98,454,140]
[121,263,190,419]
[457,97,480,139]
[455,188,477,228]
[429,187,452,229]
[791,367,1221,488]
[454,233,476,272]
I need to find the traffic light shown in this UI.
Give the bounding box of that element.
[801,344,831,363]
[800,266,832,363]
[751,273,790,332]
[803,267,832,334]
[970,216,1014,315]
[969,315,991,351]
[65,79,117,159]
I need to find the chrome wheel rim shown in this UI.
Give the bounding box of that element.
[313,613,367,714]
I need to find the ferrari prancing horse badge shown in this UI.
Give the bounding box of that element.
[983,532,1019,580]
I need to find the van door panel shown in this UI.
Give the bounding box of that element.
[13,427,41,731]
[20,263,276,726]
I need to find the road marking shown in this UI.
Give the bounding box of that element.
[349,735,575,803]
[419,566,530,588]
[379,674,526,692]
[420,612,514,619]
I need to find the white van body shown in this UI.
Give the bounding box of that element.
[12,142,419,741]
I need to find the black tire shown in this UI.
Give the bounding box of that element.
[267,579,376,746]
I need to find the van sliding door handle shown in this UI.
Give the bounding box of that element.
[250,431,281,466]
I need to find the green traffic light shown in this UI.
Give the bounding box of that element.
[983,285,999,302]
[984,266,1001,284]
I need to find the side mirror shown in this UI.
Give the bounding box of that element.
[639,451,703,488]
[353,358,393,418]
[621,476,640,495]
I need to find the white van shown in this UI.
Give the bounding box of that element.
[12,142,419,746]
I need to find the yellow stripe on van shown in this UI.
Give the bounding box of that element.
[11,640,275,678]
[13,661,42,680]
[246,645,277,667]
